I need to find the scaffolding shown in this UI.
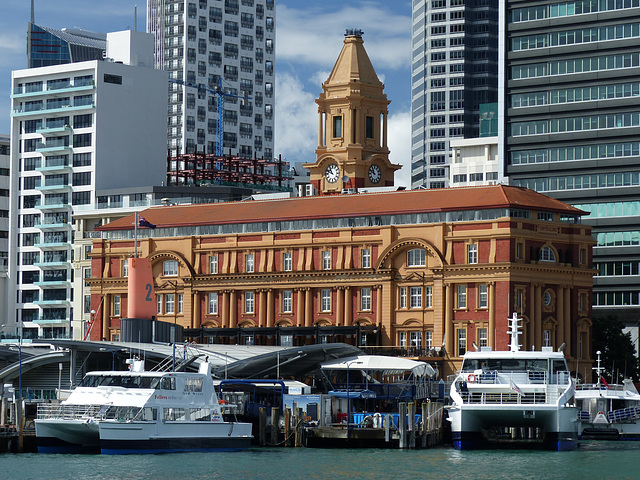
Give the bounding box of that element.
[166,151,292,192]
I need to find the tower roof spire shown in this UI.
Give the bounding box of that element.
[324,29,382,88]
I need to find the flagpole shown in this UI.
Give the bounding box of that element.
[134,211,138,258]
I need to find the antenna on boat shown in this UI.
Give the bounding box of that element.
[508,312,522,352]
[593,350,603,387]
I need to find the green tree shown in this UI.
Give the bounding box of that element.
[592,315,640,383]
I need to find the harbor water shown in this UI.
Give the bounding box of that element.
[1,442,638,480]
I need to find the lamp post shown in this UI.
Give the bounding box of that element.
[100,347,128,370]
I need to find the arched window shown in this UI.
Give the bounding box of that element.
[540,246,556,262]
[407,248,426,267]
[163,260,178,276]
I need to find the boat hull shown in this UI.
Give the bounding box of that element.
[35,419,100,454]
[98,420,253,455]
[449,405,578,451]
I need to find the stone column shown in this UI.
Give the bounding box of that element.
[267,289,274,328]
[192,291,200,328]
[296,288,304,327]
[529,285,536,349]
[229,290,237,328]
[305,288,313,327]
[344,287,352,326]
[221,291,229,328]
[488,282,495,348]
[535,285,543,350]
[382,112,388,149]
[564,287,571,355]
[318,109,324,146]
[557,286,565,347]
[336,288,344,326]
[445,285,453,355]
[376,285,383,326]
[102,294,110,340]
[259,290,267,327]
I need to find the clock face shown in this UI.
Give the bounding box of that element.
[325,163,340,183]
[368,164,382,184]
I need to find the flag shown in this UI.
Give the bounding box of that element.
[139,216,156,229]
[510,378,524,396]
[600,376,609,389]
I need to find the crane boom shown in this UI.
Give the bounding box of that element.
[168,77,251,156]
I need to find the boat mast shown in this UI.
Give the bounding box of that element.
[508,312,522,352]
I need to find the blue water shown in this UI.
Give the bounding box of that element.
[2,442,638,480]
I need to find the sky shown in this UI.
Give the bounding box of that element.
[0,0,413,186]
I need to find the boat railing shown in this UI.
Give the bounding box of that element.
[452,370,571,386]
[459,391,549,405]
[37,403,107,421]
[575,383,625,392]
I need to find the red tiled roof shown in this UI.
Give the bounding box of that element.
[98,185,585,231]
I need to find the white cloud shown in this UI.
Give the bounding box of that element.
[387,110,412,189]
[276,2,411,71]
[274,72,318,163]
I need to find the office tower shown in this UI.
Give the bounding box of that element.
[8,31,167,339]
[0,135,8,273]
[147,0,275,158]
[502,0,640,342]
[410,0,498,189]
[27,23,107,69]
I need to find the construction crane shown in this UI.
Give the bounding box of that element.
[168,77,251,156]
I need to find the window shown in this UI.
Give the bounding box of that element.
[361,288,372,311]
[157,294,163,314]
[163,260,178,276]
[457,329,467,356]
[407,248,426,267]
[410,286,422,308]
[399,287,407,309]
[209,254,218,274]
[208,292,218,314]
[478,328,488,347]
[321,289,331,312]
[333,116,342,138]
[283,252,292,271]
[244,291,254,313]
[399,331,407,347]
[425,286,433,308]
[322,250,331,270]
[457,285,467,308]
[544,329,552,347]
[540,246,556,262]
[361,248,371,268]
[245,253,254,272]
[410,331,422,348]
[113,295,121,317]
[104,74,122,85]
[178,294,183,313]
[281,335,293,347]
[282,290,292,313]
[425,331,433,349]
[366,116,374,139]
[122,259,129,277]
[165,294,175,314]
[467,243,478,264]
[478,284,488,309]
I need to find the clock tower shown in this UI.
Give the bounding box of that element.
[304,30,401,195]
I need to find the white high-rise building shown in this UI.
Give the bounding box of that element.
[8,30,167,340]
[147,0,275,159]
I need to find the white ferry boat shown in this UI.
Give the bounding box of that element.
[447,313,578,450]
[575,351,640,440]
[35,359,253,454]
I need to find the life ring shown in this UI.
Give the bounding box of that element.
[468,374,476,383]
[218,399,228,405]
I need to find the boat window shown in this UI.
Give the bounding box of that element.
[160,377,176,390]
[184,377,204,392]
[163,407,186,421]
[552,359,569,373]
[189,408,212,421]
[461,358,549,372]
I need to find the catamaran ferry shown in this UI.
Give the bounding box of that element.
[35,359,253,454]
[447,313,578,451]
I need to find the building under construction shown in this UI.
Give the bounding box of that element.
[167,151,292,193]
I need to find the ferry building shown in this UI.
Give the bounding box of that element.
[88,32,595,377]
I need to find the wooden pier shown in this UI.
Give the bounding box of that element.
[257,401,445,449]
